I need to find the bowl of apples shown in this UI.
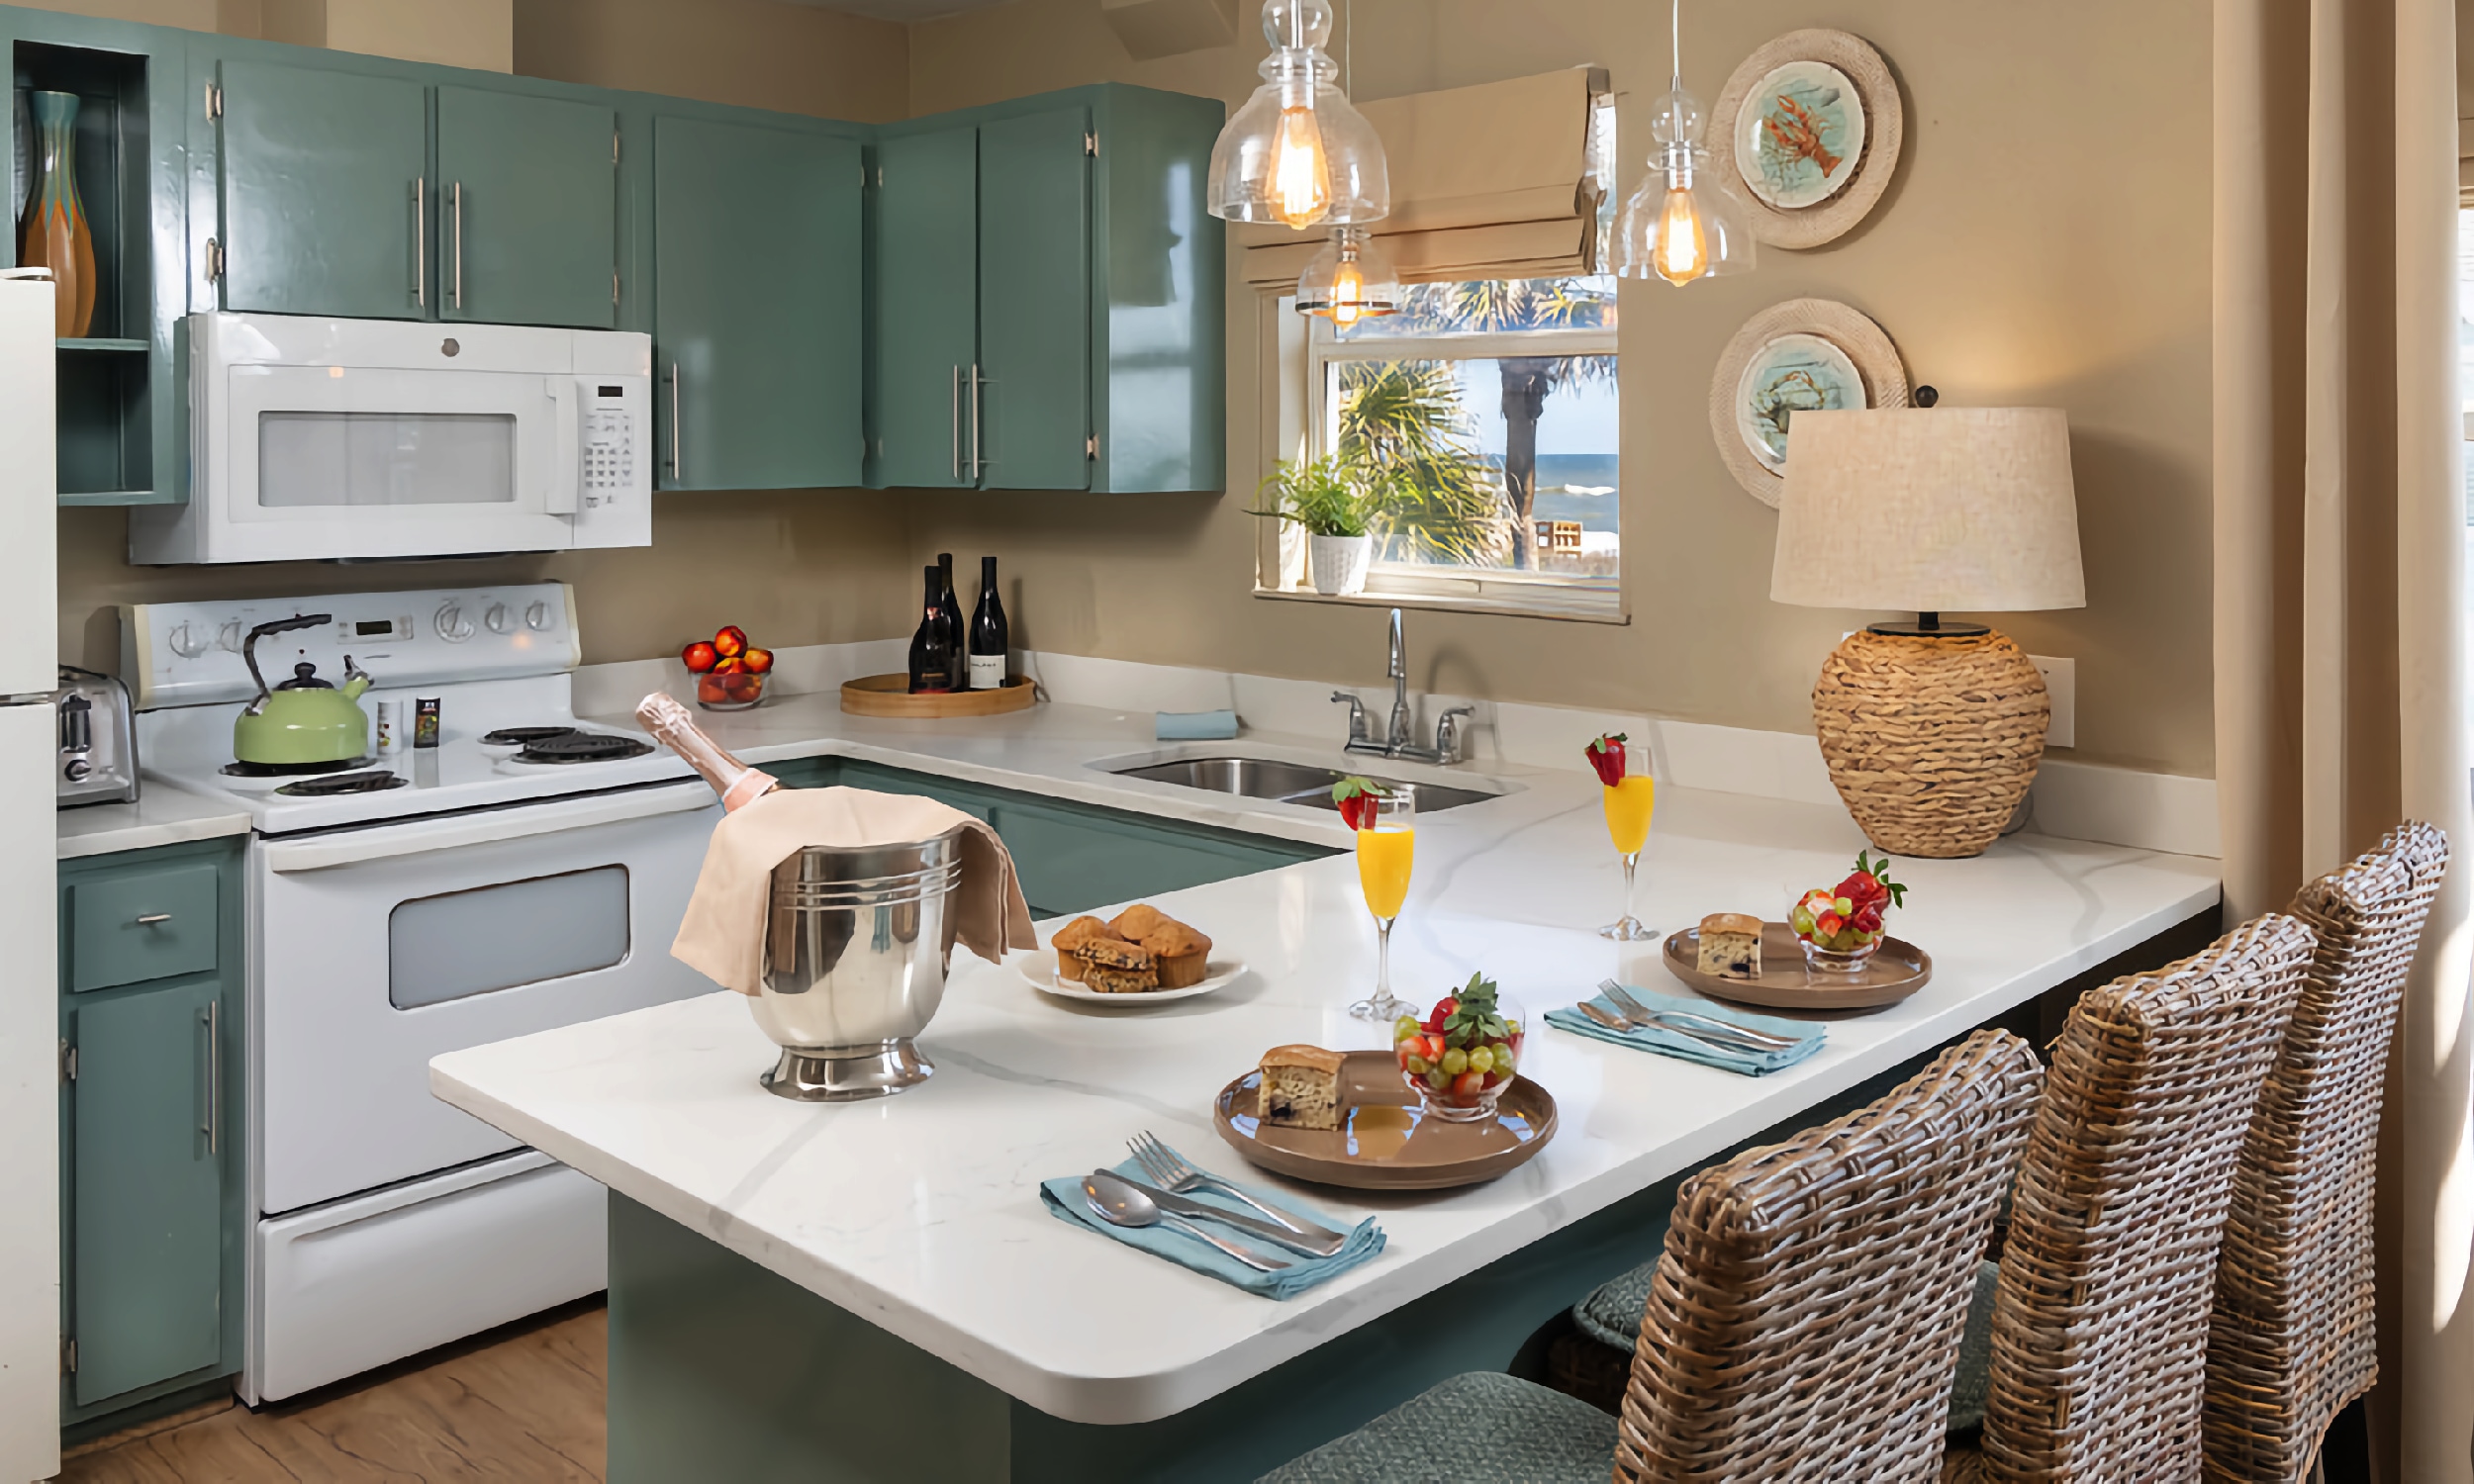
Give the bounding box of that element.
[1392,974,1526,1124]
[683,625,775,711]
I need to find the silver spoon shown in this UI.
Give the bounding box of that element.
[1083,1172,1291,1273]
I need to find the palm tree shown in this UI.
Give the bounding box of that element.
[1389,279,1616,570]
[1333,360,1507,566]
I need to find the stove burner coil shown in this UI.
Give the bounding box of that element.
[516,732,653,764]
[480,726,580,747]
[274,769,411,797]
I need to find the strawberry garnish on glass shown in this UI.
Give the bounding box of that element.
[1583,732,1627,788]
[1332,775,1386,832]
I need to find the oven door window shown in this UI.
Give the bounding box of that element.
[389,866,629,1010]
[259,411,517,508]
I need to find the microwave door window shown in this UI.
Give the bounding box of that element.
[258,411,519,508]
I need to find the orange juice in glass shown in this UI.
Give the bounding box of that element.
[1346,783,1417,1020]
[1588,736,1658,941]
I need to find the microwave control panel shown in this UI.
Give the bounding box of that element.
[580,382,640,507]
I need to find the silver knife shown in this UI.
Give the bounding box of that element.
[1600,979,1801,1052]
[1094,1171,1348,1257]
[1576,999,1764,1054]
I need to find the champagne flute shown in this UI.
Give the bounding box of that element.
[1598,745,1656,940]
[1350,785,1417,1021]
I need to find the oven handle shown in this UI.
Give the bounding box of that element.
[262,784,715,873]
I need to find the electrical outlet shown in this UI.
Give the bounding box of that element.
[2030,656,2075,748]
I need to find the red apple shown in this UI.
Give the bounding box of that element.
[713,625,748,660]
[742,646,775,675]
[681,640,717,674]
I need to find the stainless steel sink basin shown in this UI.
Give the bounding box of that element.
[1108,757,1502,813]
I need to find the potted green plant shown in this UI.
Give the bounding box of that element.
[1254,454,1375,596]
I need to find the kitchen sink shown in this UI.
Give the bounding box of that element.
[1107,756,1503,813]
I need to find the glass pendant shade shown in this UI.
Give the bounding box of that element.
[1612,84,1756,285]
[1208,0,1389,230]
[1295,226,1400,327]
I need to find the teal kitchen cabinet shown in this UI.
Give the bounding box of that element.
[435,86,617,329]
[213,58,428,320]
[56,837,245,1435]
[869,84,1224,495]
[653,115,863,492]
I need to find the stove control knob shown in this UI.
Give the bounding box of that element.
[434,603,475,643]
[217,620,244,653]
[167,621,209,659]
[524,601,552,631]
[485,603,514,635]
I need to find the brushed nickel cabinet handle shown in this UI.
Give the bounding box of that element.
[951,365,962,481]
[451,181,463,310]
[136,912,170,925]
[203,999,221,1156]
[969,364,984,483]
[669,362,684,482]
[413,179,425,307]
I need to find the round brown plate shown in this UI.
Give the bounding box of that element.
[1212,1051,1557,1191]
[1664,922,1931,1010]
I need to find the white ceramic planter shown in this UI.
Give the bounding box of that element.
[1307,533,1373,597]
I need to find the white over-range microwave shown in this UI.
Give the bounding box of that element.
[132,313,653,564]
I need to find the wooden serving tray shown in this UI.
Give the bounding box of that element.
[1212,1052,1557,1191]
[838,674,1036,719]
[1663,923,1932,1010]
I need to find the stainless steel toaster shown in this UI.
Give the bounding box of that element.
[55,666,139,807]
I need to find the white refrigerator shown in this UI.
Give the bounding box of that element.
[0,269,62,1481]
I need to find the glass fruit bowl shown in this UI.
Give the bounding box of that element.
[1789,852,1906,973]
[1391,974,1525,1124]
[696,668,765,711]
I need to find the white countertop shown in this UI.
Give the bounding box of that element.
[56,783,255,861]
[431,692,2221,1426]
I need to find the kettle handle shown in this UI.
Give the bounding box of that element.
[240,613,333,715]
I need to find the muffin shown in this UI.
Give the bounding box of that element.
[1258,1045,1345,1130]
[1051,916,1118,982]
[1085,964,1160,994]
[1077,937,1155,973]
[1696,912,1763,978]
[1110,903,1174,941]
[1145,922,1213,989]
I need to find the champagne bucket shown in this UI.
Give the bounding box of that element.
[749,827,966,1101]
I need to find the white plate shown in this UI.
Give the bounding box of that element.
[1014,951,1249,1004]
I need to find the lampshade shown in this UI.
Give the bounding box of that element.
[1609,84,1757,285]
[1207,0,1389,230]
[1770,407,2085,614]
[1295,226,1399,326]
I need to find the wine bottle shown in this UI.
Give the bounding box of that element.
[968,555,1009,691]
[908,564,957,694]
[635,693,778,812]
[936,553,968,692]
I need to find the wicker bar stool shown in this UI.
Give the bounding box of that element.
[1944,912,2317,1483]
[1256,1028,2044,1483]
[2203,822,2448,1483]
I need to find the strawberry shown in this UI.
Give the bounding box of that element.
[1851,850,1908,909]
[1853,901,1884,934]
[1816,911,1844,938]
[1333,776,1385,832]
[1426,995,1459,1034]
[1584,732,1628,788]
[1452,1069,1487,1098]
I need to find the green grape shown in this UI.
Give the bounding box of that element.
[1404,1054,1430,1074]
[1467,1045,1495,1074]
[1440,1048,1470,1076]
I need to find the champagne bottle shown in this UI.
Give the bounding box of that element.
[908,565,957,695]
[968,555,1009,691]
[635,693,778,812]
[936,553,968,692]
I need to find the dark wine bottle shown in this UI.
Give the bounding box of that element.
[968,556,1009,691]
[936,553,968,692]
[907,565,957,695]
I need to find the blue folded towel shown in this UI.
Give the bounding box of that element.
[1547,983,1824,1076]
[1040,1148,1384,1299]
[1155,708,1240,740]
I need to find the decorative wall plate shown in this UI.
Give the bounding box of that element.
[1713,30,1902,249]
[1709,298,1908,507]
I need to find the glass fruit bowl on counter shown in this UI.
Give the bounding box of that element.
[1392,974,1525,1123]
[684,626,773,711]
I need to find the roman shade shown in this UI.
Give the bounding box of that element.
[1237,66,1610,289]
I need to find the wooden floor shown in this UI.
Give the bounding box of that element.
[60,1300,607,1482]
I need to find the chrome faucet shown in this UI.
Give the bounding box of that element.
[1330,607,1475,764]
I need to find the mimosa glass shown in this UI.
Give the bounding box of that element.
[1350,785,1417,1020]
[1598,748,1657,940]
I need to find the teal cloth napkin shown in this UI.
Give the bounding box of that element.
[1040,1149,1384,1299]
[1155,708,1240,740]
[1547,984,1825,1075]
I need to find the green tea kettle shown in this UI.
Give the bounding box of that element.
[233,613,374,766]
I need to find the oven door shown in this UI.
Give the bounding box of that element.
[254,785,722,1216]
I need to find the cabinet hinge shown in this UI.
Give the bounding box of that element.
[1086,433,1099,459]
[59,1040,74,1083]
[1084,131,1097,157]
[205,82,222,122]
[613,268,620,306]
[204,237,224,283]
[613,130,620,165]
[60,1337,74,1375]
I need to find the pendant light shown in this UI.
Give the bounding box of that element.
[1296,225,1400,327]
[1208,0,1387,231]
[1612,0,1755,285]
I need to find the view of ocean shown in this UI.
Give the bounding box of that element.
[1524,453,1620,531]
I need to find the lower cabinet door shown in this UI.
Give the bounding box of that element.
[72,980,224,1406]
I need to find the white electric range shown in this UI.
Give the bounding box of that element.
[125,582,720,1403]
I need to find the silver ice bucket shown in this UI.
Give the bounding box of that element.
[749,826,967,1102]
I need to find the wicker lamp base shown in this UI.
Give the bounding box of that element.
[1812,628,2050,859]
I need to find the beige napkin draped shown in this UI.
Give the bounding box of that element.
[671,786,1038,996]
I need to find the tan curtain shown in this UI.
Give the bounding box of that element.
[1236,66,1607,289]
[2215,0,2472,1476]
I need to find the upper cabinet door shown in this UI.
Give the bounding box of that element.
[869,126,979,490]
[976,107,1092,492]
[435,87,617,329]
[216,60,428,321]
[654,116,862,492]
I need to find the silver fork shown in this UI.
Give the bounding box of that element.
[1598,979,1803,1053]
[1128,1132,1347,1247]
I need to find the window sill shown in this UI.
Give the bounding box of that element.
[1252,583,1629,624]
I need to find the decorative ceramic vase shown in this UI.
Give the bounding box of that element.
[18,91,95,338]
[1307,533,1373,597]
[1811,628,2050,859]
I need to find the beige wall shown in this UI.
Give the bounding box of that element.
[25,0,514,68]
[513,0,907,122]
[904,0,2216,778]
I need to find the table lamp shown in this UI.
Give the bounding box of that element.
[1770,406,2084,858]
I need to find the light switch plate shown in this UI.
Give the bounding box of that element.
[2030,655,2075,748]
